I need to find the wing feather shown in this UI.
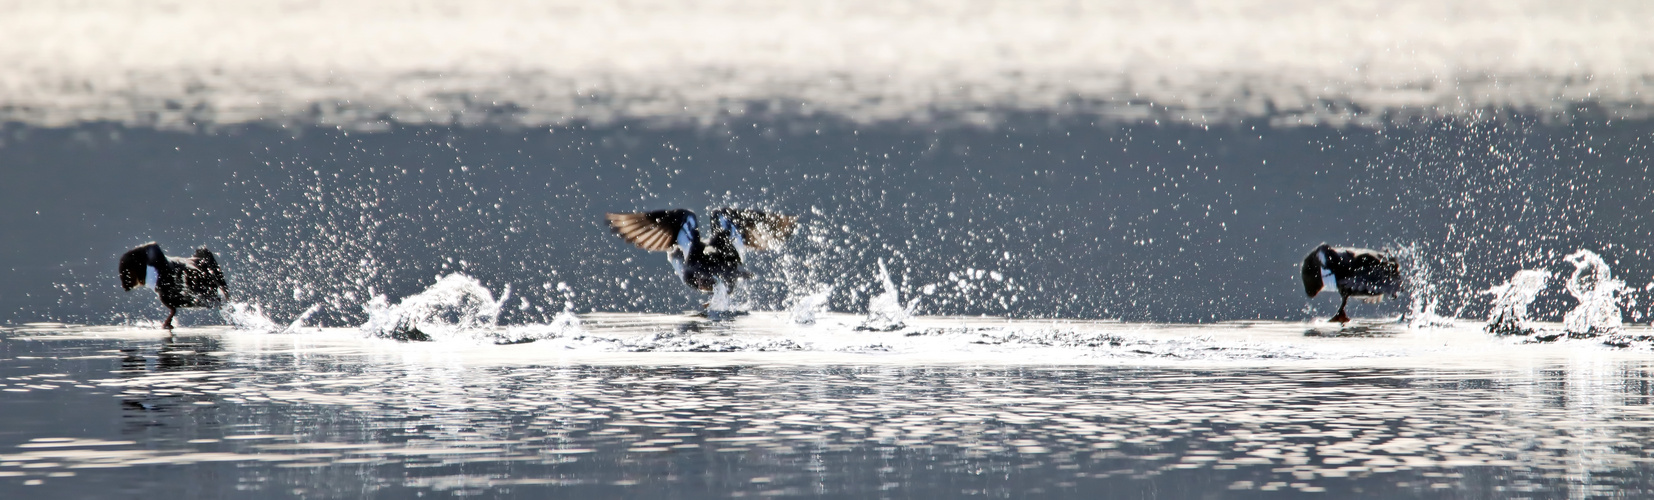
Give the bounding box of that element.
[711,208,798,251]
[605,209,696,252]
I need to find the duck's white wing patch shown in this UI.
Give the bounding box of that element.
[668,248,687,280]
[677,216,697,253]
[715,214,748,259]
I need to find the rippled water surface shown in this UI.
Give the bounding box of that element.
[6,318,1654,498]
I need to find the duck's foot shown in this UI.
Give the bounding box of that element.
[1330,312,1351,324]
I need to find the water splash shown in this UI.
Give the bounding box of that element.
[859,259,919,331]
[706,281,733,313]
[221,303,320,334]
[220,303,278,332]
[544,285,585,339]
[1562,250,1626,336]
[701,280,752,321]
[495,283,585,344]
[358,273,510,342]
[1482,270,1551,336]
[497,308,584,345]
[787,284,834,325]
[1391,243,1455,328]
[547,305,583,336]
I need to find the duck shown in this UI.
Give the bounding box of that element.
[119,242,230,329]
[1301,243,1402,324]
[605,208,797,295]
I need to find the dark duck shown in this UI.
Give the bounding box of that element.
[605,208,798,295]
[1301,243,1402,324]
[119,242,230,329]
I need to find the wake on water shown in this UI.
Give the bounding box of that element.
[347,273,581,344]
[193,244,1648,353]
[221,302,320,334]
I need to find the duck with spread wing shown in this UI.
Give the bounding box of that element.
[605,208,798,295]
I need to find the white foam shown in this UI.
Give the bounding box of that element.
[358,273,512,342]
[860,259,919,331]
[221,303,320,334]
[496,308,583,345]
[786,284,833,325]
[370,313,1432,364]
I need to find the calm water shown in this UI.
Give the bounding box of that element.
[5,318,1654,499]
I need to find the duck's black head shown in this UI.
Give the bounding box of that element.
[119,242,163,291]
[1301,243,1331,297]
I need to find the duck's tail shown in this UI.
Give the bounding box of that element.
[193,247,230,302]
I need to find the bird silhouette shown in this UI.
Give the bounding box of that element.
[119,242,229,329]
[1301,243,1402,324]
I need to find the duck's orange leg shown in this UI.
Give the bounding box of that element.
[1329,296,1351,324]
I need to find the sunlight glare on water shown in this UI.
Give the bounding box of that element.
[5,320,1654,497]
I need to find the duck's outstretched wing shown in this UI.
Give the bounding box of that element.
[711,208,798,251]
[606,209,697,252]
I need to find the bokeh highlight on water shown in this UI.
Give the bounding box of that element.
[5,114,1651,327]
[1,2,1652,328]
[1,1,1653,328]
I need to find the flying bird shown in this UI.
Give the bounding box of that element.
[605,208,797,295]
[1301,243,1402,324]
[119,242,230,329]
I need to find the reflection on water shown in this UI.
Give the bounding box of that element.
[5,321,1654,498]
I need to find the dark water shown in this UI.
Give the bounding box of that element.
[3,113,1651,326]
[6,324,1654,499]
